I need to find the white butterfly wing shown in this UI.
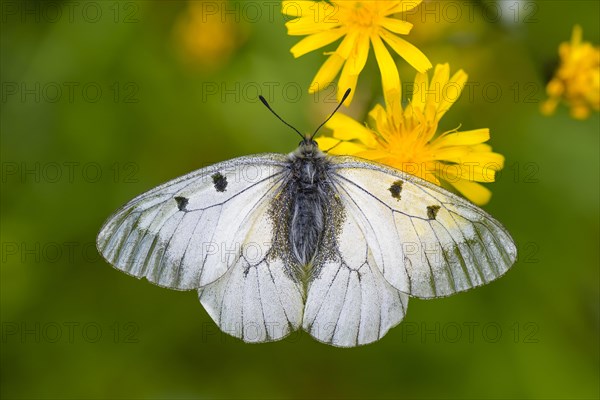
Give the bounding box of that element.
[97,154,289,290]
[303,204,408,347]
[98,149,516,346]
[329,157,517,299]
[198,205,304,343]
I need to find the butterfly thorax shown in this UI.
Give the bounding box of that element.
[291,139,324,160]
[286,142,329,266]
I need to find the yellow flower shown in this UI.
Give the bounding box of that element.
[282,0,432,104]
[541,25,600,120]
[173,0,245,72]
[317,64,504,205]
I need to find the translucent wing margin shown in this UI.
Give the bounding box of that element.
[97,154,289,290]
[329,156,517,299]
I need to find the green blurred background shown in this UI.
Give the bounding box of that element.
[2,0,598,398]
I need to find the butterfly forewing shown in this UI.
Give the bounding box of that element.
[328,156,518,299]
[97,154,289,290]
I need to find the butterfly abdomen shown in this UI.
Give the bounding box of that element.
[290,188,324,265]
[287,156,329,267]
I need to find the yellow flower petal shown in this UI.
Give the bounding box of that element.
[571,24,582,46]
[424,63,450,121]
[337,68,359,104]
[380,18,413,35]
[379,28,432,73]
[386,0,424,14]
[546,79,564,97]
[570,104,591,119]
[355,149,394,161]
[323,140,368,155]
[315,136,340,150]
[335,29,359,59]
[309,53,345,93]
[368,103,387,125]
[430,63,450,86]
[307,30,357,95]
[342,32,369,75]
[371,33,401,112]
[281,1,321,17]
[433,129,490,148]
[442,152,505,171]
[328,113,375,144]
[368,103,395,141]
[337,33,369,102]
[460,145,505,169]
[437,69,468,119]
[285,14,339,35]
[283,1,340,34]
[290,28,347,58]
[440,163,496,183]
[428,147,472,161]
[410,70,429,113]
[451,180,492,205]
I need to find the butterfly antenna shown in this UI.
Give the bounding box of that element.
[259,95,305,141]
[310,88,351,140]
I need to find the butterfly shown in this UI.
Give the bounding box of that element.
[97,89,517,347]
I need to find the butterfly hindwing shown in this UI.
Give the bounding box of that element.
[329,156,517,299]
[303,203,409,347]
[97,154,289,290]
[197,204,304,343]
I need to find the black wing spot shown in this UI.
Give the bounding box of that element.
[174,196,189,212]
[388,180,403,200]
[427,205,441,220]
[212,172,228,192]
